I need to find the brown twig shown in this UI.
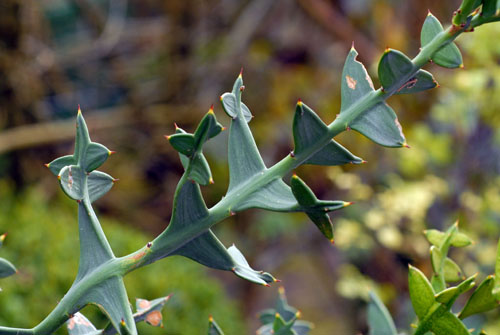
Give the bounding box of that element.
[296,0,379,63]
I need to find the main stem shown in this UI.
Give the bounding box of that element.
[0,16,479,335]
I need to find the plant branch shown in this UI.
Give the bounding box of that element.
[1,7,498,335]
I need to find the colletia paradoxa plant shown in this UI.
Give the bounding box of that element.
[1,1,500,334]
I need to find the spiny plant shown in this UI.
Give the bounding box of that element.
[367,222,500,335]
[1,0,500,334]
[208,287,313,335]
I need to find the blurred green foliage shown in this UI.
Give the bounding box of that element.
[0,182,245,334]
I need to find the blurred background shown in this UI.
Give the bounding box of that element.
[0,0,499,334]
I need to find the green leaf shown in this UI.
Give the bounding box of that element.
[293,101,363,165]
[58,165,86,201]
[429,312,470,335]
[76,276,137,335]
[340,47,376,112]
[378,49,414,91]
[226,95,266,192]
[291,175,334,242]
[0,257,16,278]
[175,126,214,185]
[228,245,277,285]
[53,110,112,174]
[421,13,463,68]
[397,70,438,94]
[340,47,407,148]
[430,246,443,274]
[180,153,213,185]
[163,181,209,235]
[74,200,115,283]
[84,143,112,173]
[174,230,234,271]
[167,133,195,156]
[443,258,463,282]
[271,313,296,335]
[193,109,224,151]
[208,316,225,335]
[435,274,476,306]
[424,229,473,248]
[47,155,76,176]
[290,174,350,241]
[173,216,276,285]
[377,49,438,94]
[408,265,435,320]
[220,93,253,123]
[67,313,101,335]
[88,171,115,203]
[275,287,299,322]
[258,320,310,335]
[220,73,253,123]
[367,291,397,335]
[459,276,500,319]
[350,102,407,148]
[257,287,312,335]
[435,287,460,305]
[232,179,298,212]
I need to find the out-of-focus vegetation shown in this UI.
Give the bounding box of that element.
[0,0,499,334]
